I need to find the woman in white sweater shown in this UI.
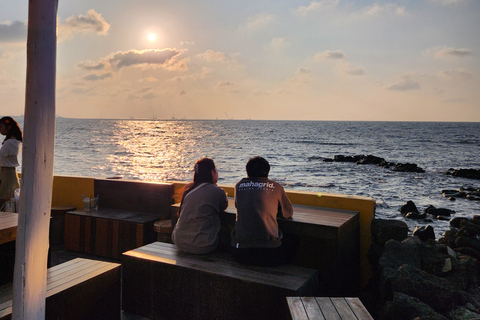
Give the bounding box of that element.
[0,116,22,207]
[172,158,228,254]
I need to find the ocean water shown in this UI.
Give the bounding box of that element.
[16,118,480,236]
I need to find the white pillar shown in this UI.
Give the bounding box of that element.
[12,0,58,319]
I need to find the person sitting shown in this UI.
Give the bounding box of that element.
[231,156,298,266]
[0,116,22,208]
[172,158,228,254]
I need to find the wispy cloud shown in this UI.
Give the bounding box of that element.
[429,0,467,5]
[78,48,185,71]
[84,73,112,81]
[315,50,347,61]
[58,9,110,42]
[0,21,26,43]
[270,37,289,49]
[197,50,242,69]
[425,46,472,58]
[386,78,420,91]
[439,68,474,80]
[343,63,365,76]
[295,0,339,16]
[242,13,275,31]
[361,3,406,17]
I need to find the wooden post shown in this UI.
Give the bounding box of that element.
[12,0,58,319]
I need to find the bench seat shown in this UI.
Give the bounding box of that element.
[122,241,318,320]
[287,297,373,320]
[0,258,121,320]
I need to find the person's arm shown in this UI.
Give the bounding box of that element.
[278,188,293,219]
[219,188,228,211]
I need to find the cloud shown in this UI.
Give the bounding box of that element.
[198,50,228,62]
[361,3,406,17]
[197,50,241,69]
[270,37,288,49]
[58,9,110,41]
[79,48,184,71]
[315,50,347,61]
[243,13,274,31]
[429,0,466,5]
[343,64,365,76]
[295,0,339,16]
[439,68,474,81]
[386,78,421,91]
[425,46,472,58]
[217,80,235,88]
[84,73,112,81]
[0,20,27,43]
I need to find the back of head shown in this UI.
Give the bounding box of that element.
[193,157,216,184]
[246,156,270,178]
[0,116,23,143]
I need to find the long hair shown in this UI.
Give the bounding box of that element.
[0,117,23,144]
[179,158,216,209]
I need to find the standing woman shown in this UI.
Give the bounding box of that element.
[172,158,228,254]
[0,117,22,207]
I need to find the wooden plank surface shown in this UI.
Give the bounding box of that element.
[0,258,121,320]
[124,242,317,291]
[67,208,162,224]
[0,213,18,245]
[287,297,373,320]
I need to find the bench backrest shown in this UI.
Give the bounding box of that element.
[94,179,174,216]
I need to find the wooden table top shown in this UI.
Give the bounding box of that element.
[287,297,373,320]
[0,212,18,245]
[173,198,359,230]
[66,208,164,224]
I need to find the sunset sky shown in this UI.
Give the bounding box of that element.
[1,0,479,121]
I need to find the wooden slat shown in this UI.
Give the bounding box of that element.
[345,297,374,320]
[0,258,121,320]
[287,297,309,320]
[287,297,373,320]
[124,242,317,291]
[331,297,357,319]
[316,297,342,320]
[302,296,326,320]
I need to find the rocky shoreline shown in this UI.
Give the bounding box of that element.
[363,216,480,320]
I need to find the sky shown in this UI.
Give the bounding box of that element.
[1,0,479,121]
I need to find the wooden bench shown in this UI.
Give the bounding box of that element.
[173,198,361,296]
[64,179,174,259]
[122,241,318,320]
[287,297,373,320]
[0,258,121,320]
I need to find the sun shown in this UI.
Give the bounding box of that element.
[148,33,156,42]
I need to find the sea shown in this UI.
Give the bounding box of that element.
[15,118,480,237]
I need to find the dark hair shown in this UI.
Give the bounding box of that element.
[246,156,270,178]
[180,158,216,208]
[0,116,23,144]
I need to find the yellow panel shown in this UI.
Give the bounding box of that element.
[51,175,95,209]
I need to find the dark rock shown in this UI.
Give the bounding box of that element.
[371,219,409,245]
[442,189,467,198]
[391,163,425,173]
[425,205,455,216]
[333,154,364,162]
[446,168,480,180]
[449,306,480,320]
[450,217,471,228]
[444,254,480,292]
[356,155,385,165]
[379,238,422,279]
[413,225,435,242]
[437,215,451,221]
[456,237,480,252]
[405,212,427,219]
[380,292,448,320]
[391,264,467,312]
[401,200,419,214]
